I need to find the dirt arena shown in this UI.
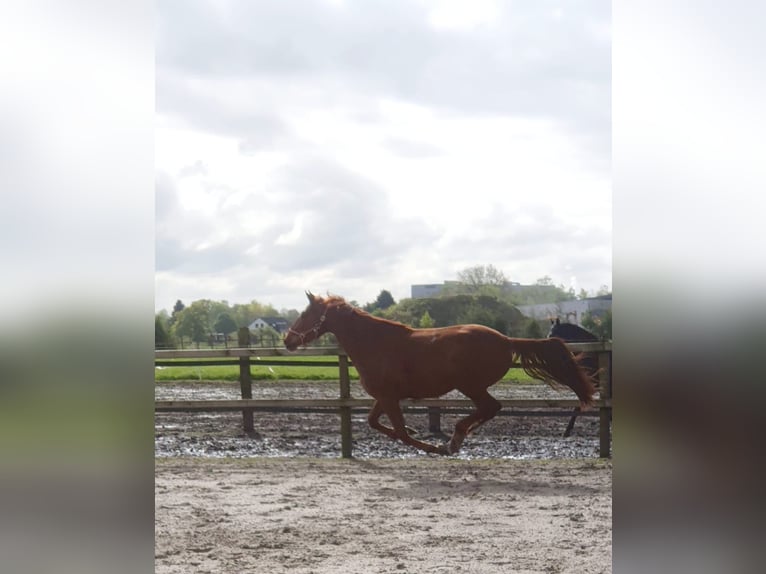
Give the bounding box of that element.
[155,380,611,572]
[155,456,611,573]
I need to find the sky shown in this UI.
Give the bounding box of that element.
[155,0,611,313]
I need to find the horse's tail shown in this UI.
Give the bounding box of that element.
[509,338,596,408]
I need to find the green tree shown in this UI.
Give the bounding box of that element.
[455,264,508,297]
[535,275,553,286]
[375,290,396,310]
[206,300,231,327]
[214,312,238,345]
[458,304,500,331]
[382,293,525,335]
[364,290,396,313]
[251,325,282,347]
[155,315,174,348]
[231,300,280,328]
[169,299,185,327]
[418,310,434,328]
[458,264,507,288]
[524,319,544,338]
[173,302,210,347]
[281,308,300,324]
[582,310,612,340]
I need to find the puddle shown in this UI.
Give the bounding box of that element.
[155,381,607,460]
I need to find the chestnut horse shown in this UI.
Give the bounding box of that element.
[284,292,596,455]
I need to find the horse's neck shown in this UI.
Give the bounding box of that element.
[327,308,405,359]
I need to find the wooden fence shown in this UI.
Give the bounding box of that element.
[155,341,612,458]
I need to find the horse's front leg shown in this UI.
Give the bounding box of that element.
[368,399,418,438]
[374,398,450,455]
[367,400,399,440]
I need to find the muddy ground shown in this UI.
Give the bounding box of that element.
[155,380,606,460]
[155,381,612,573]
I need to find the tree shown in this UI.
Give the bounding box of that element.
[251,325,282,347]
[582,310,612,340]
[457,264,508,292]
[214,312,238,345]
[418,310,434,328]
[382,293,526,335]
[281,308,300,324]
[155,315,174,348]
[169,299,185,326]
[524,319,544,338]
[364,290,396,313]
[173,302,210,347]
[375,290,395,310]
[231,300,280,328]
[458,303,501,332]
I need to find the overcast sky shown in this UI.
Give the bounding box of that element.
[155,0,611,313]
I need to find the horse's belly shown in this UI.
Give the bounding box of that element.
[358,371,453,400]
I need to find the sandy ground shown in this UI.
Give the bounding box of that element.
[155,456,611,573]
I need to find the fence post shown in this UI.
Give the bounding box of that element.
[338,352,353,458]
[598,349,612,458]
[428,407,442,434]
[237,327,254,434]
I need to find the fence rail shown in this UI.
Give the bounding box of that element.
[155,342,612,458]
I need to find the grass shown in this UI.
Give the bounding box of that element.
[154,355,539,384]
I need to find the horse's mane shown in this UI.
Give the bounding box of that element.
[319,294,412,332]
[321,294,352,308]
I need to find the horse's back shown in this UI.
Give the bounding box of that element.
[408,324,512,381]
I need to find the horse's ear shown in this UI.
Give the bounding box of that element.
[555,317,561,325]
[306,291,315,303]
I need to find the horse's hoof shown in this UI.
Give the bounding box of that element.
[433,444,452,456]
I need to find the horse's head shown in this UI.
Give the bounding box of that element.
[547,317,562,338]
[284,291,330,351]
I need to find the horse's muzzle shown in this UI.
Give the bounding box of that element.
[283,334,299,351]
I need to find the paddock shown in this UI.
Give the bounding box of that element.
[155,341,612,458]
[155,344,613,573]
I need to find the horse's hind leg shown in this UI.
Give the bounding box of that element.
[373,398,450,455]
[447,390,502,454]
[562,407,580,437]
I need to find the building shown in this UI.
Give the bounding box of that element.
[517,295,612,326]
[411,283,446,299]
[411,280,555,299]
[248,317,290,334]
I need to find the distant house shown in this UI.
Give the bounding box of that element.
[248,317,290,334]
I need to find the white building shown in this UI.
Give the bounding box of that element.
[248,317,289,334]
[517,296,612,326]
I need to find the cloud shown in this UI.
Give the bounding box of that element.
[154,0,611,311]
[382,137,444,158]
[156,0,610,153]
